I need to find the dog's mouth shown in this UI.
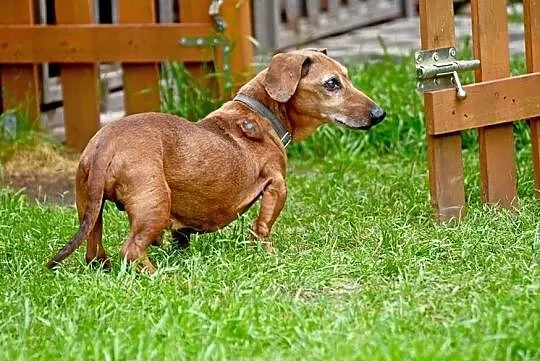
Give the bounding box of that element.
[333,117,371,130]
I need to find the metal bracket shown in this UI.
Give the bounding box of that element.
[415,47,480,100]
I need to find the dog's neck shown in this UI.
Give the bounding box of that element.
[235,72,326,143]
[236,74,292,135]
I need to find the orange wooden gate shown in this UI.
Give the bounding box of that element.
[419,0,540,222]
[0,0,253,151]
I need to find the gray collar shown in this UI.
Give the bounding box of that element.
[233,93,292,147]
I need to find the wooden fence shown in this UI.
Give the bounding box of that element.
[253,0,411,50]
[0,0,253,151]
[419,0,540,222]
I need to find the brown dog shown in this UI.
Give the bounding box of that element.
[46,48,385,273]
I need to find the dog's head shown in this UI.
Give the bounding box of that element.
[263,48,385,140]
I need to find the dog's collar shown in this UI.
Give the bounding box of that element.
[233,93,292,147]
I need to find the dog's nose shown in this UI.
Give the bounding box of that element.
[370,106,386,125]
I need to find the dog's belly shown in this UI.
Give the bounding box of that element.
[168,181,266,232]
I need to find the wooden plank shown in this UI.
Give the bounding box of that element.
[0,0,40,123]
[471,0,517,207]
[524,0,540,198]
[219,0,254,95]
[253,0,280,50]
[306,0,321,23]
[118,0,160,114]
[55,0,100,152]
[326,0,339,16]
[424,73,540,134]
[0,24,214,63]
[419,0,465,222]
[178,0,218,95]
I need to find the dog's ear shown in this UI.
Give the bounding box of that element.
[304,47,328,55]
[237,119,264,140]
[264,52,313,103]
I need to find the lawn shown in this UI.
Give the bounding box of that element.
[0,50,539,360]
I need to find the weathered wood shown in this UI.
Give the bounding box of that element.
[326,0,339,16]
[419,0,466,222]
[306,0,321,23]
[0,24,214,63]
[524,0,540,198]
[471,0,517,207]
[55,0,100,151]
[284,0,301,24]
[253,0,280,50]
[118,0,160,114]
[0,0,40,123]
[424,73,540,134]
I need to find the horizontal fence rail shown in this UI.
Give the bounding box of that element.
[0,0,253,151]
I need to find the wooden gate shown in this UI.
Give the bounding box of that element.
[0,0,253,151]
[419,0,540,222]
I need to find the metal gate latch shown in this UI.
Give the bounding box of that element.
[415,47,480,100]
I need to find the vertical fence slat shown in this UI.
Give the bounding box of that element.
[219,0,254,94]
[419,0,466,222]
[179,0,218,96]
[284,0,300,24]
[55,0,100,151]
[118,0,160,114]
[524,0,540,198]
[306,0,321,23]
[253,0,280,50]
[326,0,340,16]
[471,0,517,207]
[0,0,40,123]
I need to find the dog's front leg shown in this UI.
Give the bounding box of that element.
[252,176,287,252]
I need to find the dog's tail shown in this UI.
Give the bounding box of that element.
[46,138,111,269]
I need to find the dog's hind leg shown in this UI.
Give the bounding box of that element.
[121,175,171,273]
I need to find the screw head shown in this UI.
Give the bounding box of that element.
[415,53,423,63]
[432,52,440,61]
[449,47,456,57]
[434,78,441,85]
[196,38,204,45]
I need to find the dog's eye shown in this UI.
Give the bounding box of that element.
[323,77,341,91]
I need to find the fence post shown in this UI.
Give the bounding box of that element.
[118,0,161,114]
[0,1,40,124]
[220,0,254,93]
[471,0,517,208]
[525,0,540,198]
[179,0,220,97]
[419,0,466,222]
[55,0,101,151]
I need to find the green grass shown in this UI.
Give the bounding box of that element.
[1,50,539,360]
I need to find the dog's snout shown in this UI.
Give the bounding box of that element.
[370,106,386,125]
